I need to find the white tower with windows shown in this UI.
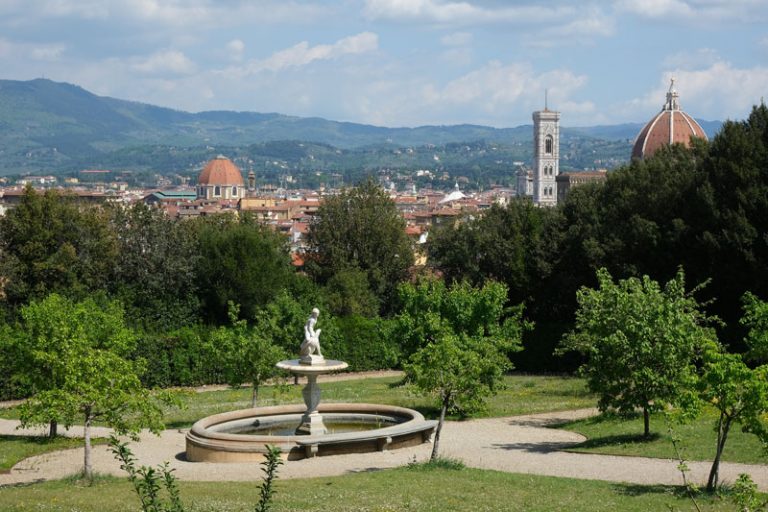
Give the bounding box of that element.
[532,101,560,206]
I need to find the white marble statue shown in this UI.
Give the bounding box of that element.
[300,307,323,360]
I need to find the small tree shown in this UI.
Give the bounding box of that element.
[558,268,715,437]
[401,278,524,460]
[16,294,173,479]
[215,303,287,407]
[406,331,512,460]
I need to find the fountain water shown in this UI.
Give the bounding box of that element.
[185,308,436,462]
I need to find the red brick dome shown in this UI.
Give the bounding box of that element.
[198,155,244,186]
[632,80,707,159]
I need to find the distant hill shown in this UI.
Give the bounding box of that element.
[0,78,721,175]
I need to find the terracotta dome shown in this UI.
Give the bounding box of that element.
[198,155,244,186]
[632,79,707,159]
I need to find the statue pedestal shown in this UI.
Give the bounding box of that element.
[275,359,349,436]
[300,354,325,366]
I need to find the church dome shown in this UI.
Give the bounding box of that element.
[632,80,707,159]
[198,155,244,186]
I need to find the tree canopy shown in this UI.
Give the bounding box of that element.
[559,268,715,436]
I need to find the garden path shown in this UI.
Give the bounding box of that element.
[2,408,766,491]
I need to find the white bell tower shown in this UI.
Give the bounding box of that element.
[532,93,560,206]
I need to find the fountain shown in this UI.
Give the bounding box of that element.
[185,308,436,462]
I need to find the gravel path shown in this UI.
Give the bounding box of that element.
[2,408,766,491]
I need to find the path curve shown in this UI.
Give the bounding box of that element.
[1,409,766,491]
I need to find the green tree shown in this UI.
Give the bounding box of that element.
[402,278,524,460]
[306,179,414,310]
[107,202,200,330]
[558,268,715,437]
[0,187,116,307]
[194,215,295,324]
[323,268,380,318]
[15,294,172,478]
[215,303,287,407]
[393,277,524,359]
[698,348,768,491]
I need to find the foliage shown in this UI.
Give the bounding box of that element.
[730,474,768,512]
[306,178,414,311]
[194,214,295,324]
[0,187,116,307]
[106,202,200,330]
[698,346,768,491]
[393,277,526,359]
[323,268,380,318]
[741,292,768,363]
[255,445,283,512]
[558,268,715,436]
[402,278,524,460]
[15,294,174,478]
[215,303,287,407]
[109,435,184,512]
[333,315,400,371]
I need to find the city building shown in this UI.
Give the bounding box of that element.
[632,79,707,159]
[196,155,246,200]
[532,102,560,206]
[556,170,608,203]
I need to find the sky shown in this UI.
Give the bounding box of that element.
[0,0,766,128]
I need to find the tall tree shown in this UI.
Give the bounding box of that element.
[306,179,413,310]
[107,202,200,330]
[558,268,715,437]
[15,294,172,478]
[194,214,294,324]
[0,187,116,308]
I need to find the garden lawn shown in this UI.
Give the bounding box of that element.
[0,464,752,512]
[559,408,768,465]
[0,435,107,471]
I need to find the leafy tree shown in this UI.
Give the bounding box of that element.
[215,303,287,407]
[106,202,200,330]
[0,187,116,308]
[15,294,173,478]
[306,178,414,310]
[402,278,524,460]
[558,268,715,437]
[194,215,295,324]
[698,348,768,491]
[393,277,525,359]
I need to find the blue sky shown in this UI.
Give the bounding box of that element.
[0,0,766,128]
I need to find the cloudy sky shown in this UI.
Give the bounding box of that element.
[1,0,766,128]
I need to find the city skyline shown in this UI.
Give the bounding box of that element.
[0,0,766,128]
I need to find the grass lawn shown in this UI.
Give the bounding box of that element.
[558,409,768,465]
[0,435,107,471]
[0,463,752,512]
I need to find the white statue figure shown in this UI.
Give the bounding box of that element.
[300,307,323,361]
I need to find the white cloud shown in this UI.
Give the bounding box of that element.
[441,31,472,46]
[615,0,768,22]
[240,32,379,74]
[132,49,197,75]
[31,44,66,61]
[227,39,245,61]
[422,61,589,113]
[627,62,768,121]
[363,0,575,25]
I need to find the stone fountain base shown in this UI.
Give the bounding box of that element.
[185,403,437,462]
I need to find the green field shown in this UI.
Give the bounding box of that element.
[0,464,750,512]
[558,409,768,465]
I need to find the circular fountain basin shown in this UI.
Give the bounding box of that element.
[185,403,437,462]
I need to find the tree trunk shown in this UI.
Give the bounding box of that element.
[49,420,58,438]
[706,414,731,492]
[643,406,650,438]
[251,382,259,408]
[430,397,448,461]
[83,407,93,480]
